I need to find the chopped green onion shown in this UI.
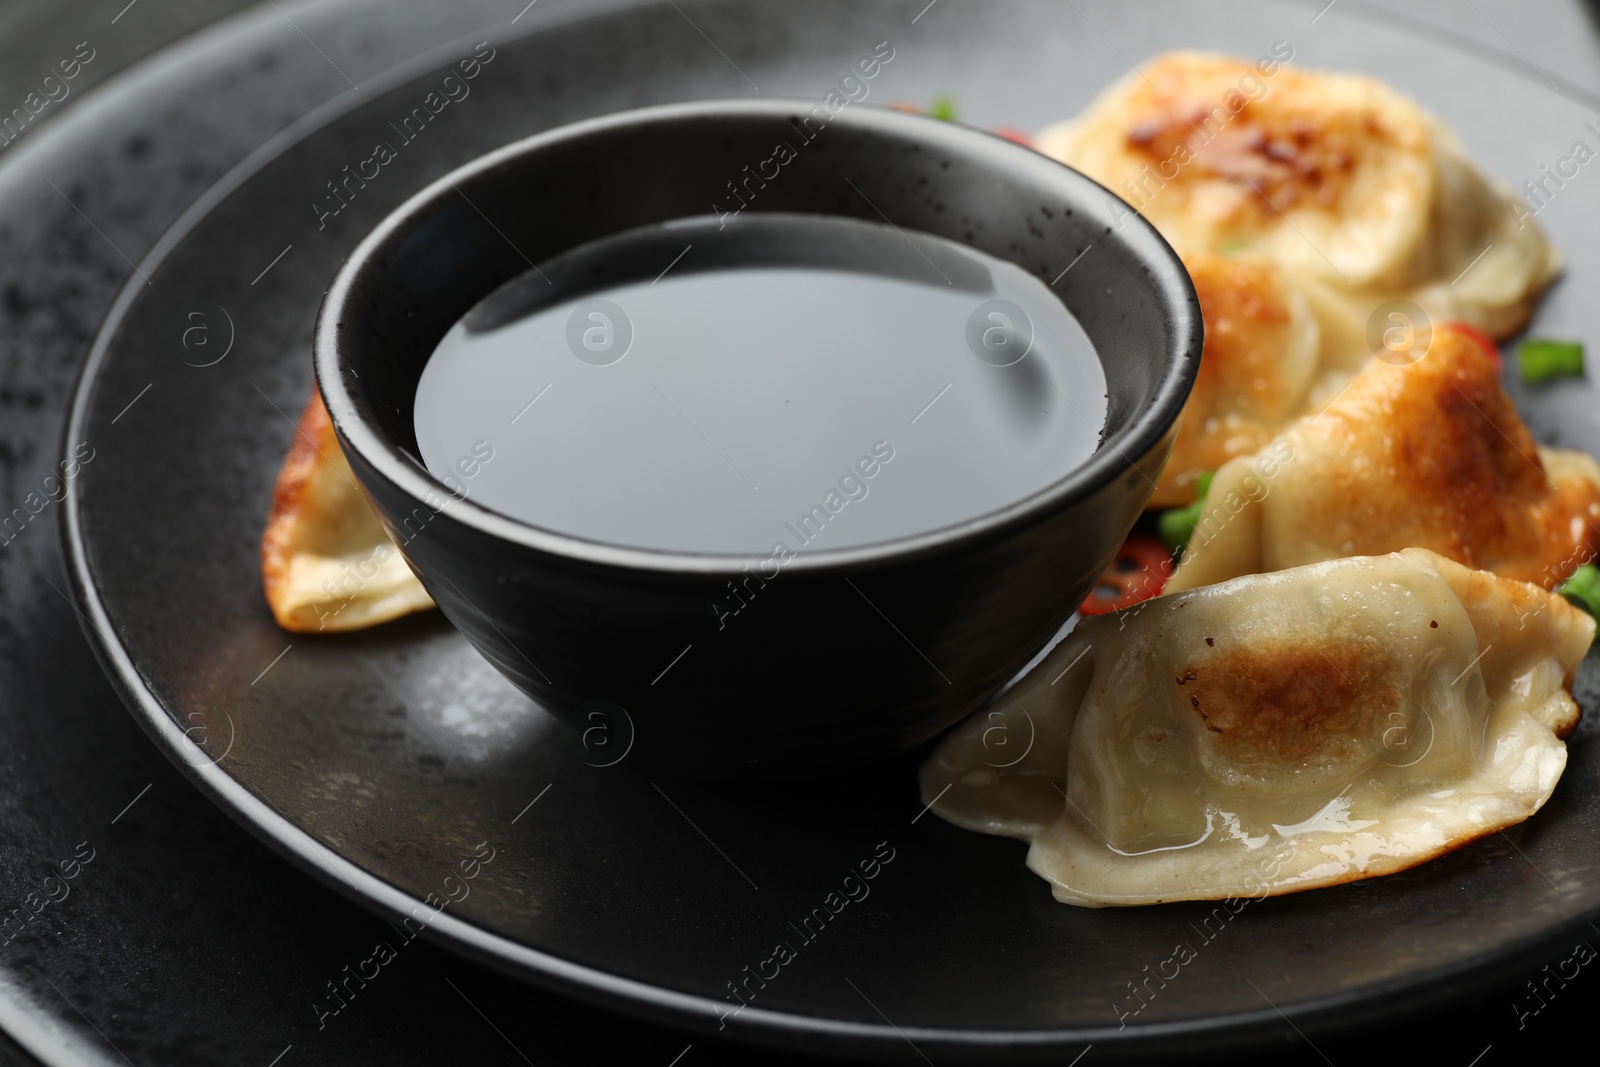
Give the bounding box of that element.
[928,96,958,123]
[1158,471,1214,555]
[1519,339,1584,383]
[1219,239,1246,257]
[1560,563,1600,620]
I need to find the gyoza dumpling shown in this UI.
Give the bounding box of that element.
[1038,51,1558,338]
[920,549,1594,906]
[261,394,435,632]
[1151,254,1363,507]
[1167,327,1600,592]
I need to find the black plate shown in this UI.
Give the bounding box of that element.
[57,0,1600,1061]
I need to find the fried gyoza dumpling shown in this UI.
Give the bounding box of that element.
[261,394,434,632]
[1038,52,1559,338]
[920,549,1593,906]
[1151,254,1365,507]
[1167,327,1600,592]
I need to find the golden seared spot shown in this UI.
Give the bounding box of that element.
[1150,255,1309,506]
[1315,328,1600,587]
[1114,55,1426,221]
[261,394,341,618]
[1179,641,1396,765]
[1545,478,1600,585]
[1189,256,1297,413]
[1039,51,1441,291]
[260,393,435,632]
[1127,104,1352,211]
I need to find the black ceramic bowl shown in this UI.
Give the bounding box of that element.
[315,99,1200,776]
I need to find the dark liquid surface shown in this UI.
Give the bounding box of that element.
[414,213,1106,554]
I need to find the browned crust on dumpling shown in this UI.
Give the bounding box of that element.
[1315,328,1600,588]
[1050,53,1433,261]
[259,394,435,632]
[1118,62,1403,219]
[1190,258,1299,412]
[260,393,336,627]
[1153,256,1304,506]
[1176,639,1400,766]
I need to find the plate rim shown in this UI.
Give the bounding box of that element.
[53,0,1600,1059]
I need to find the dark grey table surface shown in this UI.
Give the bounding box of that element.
[2,1,1599,1064]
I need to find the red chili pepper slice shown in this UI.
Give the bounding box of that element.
[1079,535,1173,615]
[992,126,1033,147]
[1444,322,1503,373]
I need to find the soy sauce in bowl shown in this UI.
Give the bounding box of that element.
[413,212,1106,554]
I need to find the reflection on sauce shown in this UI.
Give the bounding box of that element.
[414,213,1106,554]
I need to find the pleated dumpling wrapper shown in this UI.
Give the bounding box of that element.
[1166,326,1600,593]
[261,394,434,632]
[919,549,1594,906]
[1150,253,1366,507]
[1037,51,1559,339]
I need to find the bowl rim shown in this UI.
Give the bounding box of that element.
[315,97,1201,577]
